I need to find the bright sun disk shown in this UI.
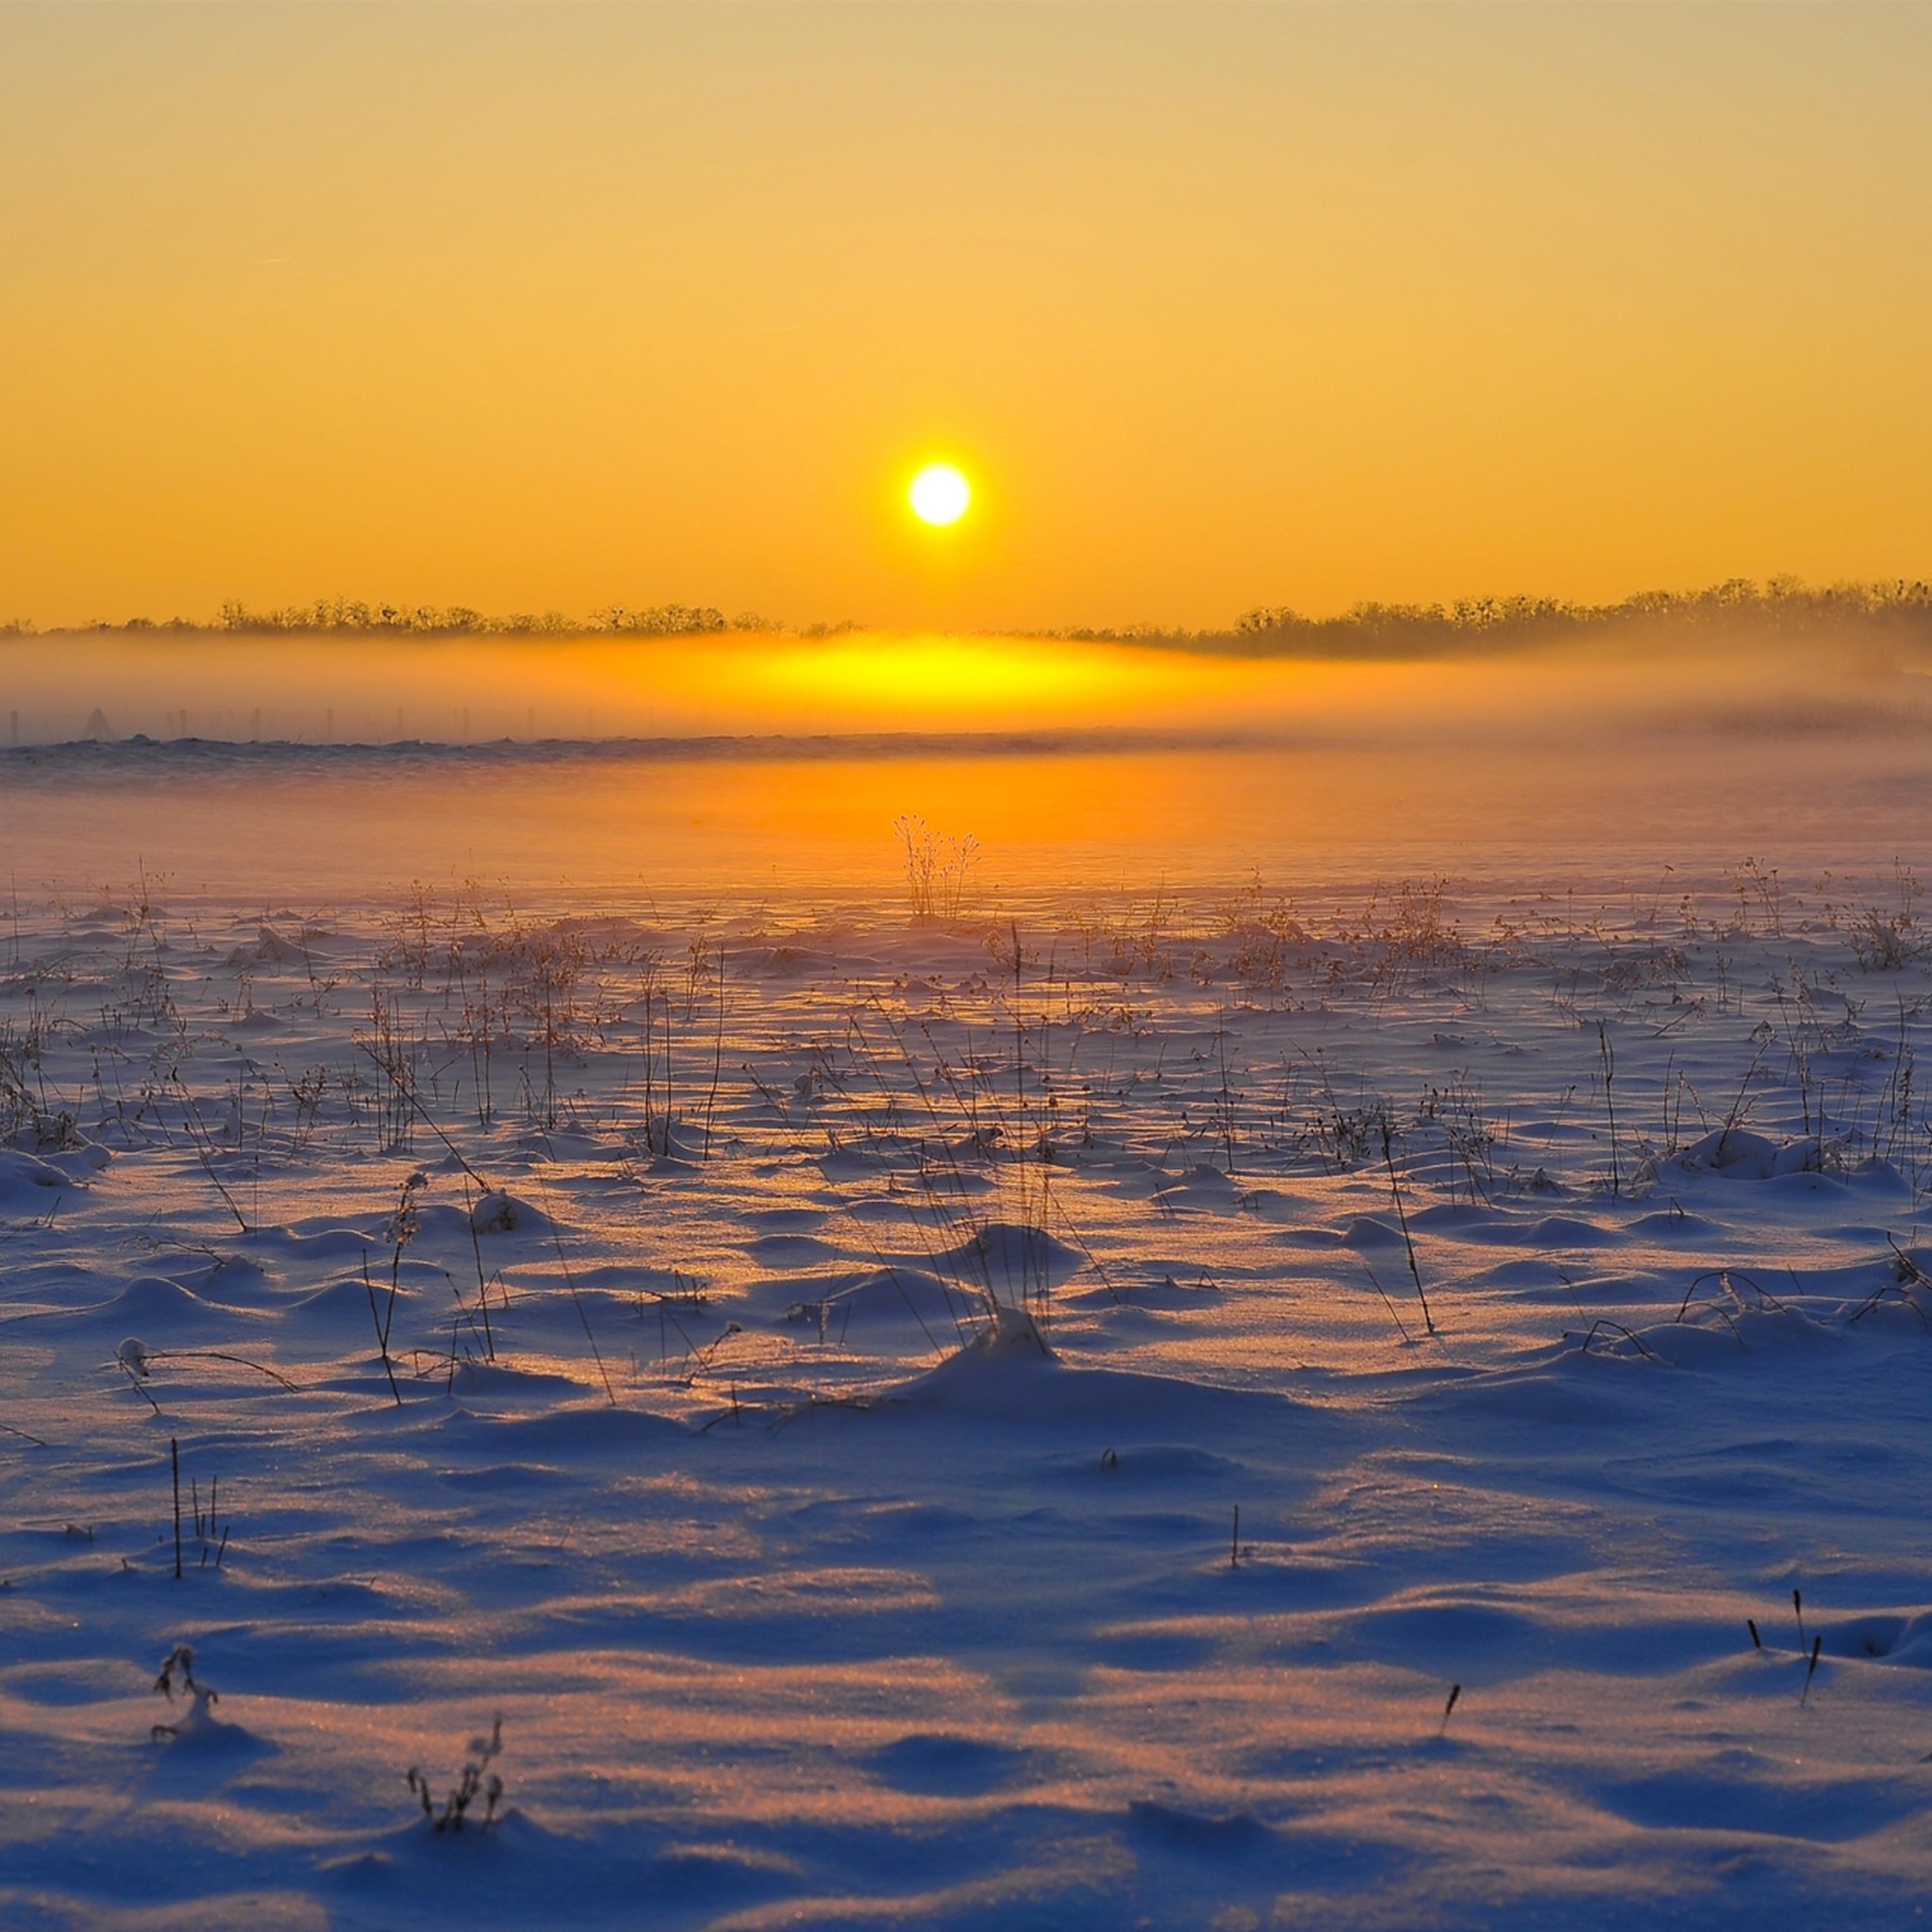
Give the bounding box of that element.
[908,463,972,526]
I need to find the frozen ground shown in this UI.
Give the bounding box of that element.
[5,741,1932,1927]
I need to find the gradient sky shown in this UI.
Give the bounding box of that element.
[3,2,1929,632]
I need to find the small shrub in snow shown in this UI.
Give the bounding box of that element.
[893,815,978,924]
[408,1715,506,1833]
[150,1643,220,1741]
[1845,866,1924,971]
[362,1169,425,1405]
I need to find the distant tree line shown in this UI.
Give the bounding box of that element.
[0,601,774,639]
[211,599,777,638]
[5,577,1931,656]
[1129,577,1932,660]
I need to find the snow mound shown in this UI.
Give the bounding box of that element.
[1671,1127,1828,1179]
[1588,1765,1920,1842]
[1818,1608,1932,1665]
[223,924,310,968]
[0,1148,80,1203]
[892,1302,1056,1407]
[291,1277,385,1324]
[448,1361,585,1404]
[3,1118,106,1162]
[785,1266,967,1329]
[99,1276,224,1326]
[267,1224,387,1262]
[891,1307,1318,1436]
[1125,1800,1274,1856]
[740,944,834,977]
[1338,1214,1406,1250]
[746,1230,842,1264]
[926,1222,1084,1288]
[152,1686,264,1757]
[1154,1164,1244,1212]
[469,1191,549,1237]
[1068,1273,1223,1313]
[1482,1213,1616,1248]
[816,1145,893,1181]
[56,1277,233,1337]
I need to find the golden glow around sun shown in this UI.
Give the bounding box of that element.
[908,463,972,526]
[715,632,1257,730]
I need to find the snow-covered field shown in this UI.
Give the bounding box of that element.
[6,737,1932,1928]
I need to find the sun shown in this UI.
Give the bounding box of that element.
[908,462,972,527]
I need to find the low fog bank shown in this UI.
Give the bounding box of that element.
[2,726,1928,910]
[1,618,1929,749]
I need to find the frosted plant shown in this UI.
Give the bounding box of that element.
[151,1643,221,1741]
[407,1715,506,1833]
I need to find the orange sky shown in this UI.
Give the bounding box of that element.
[3,2,1929,633]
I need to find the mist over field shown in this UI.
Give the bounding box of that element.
[7,589,1930,903]
[6,586,1932,749]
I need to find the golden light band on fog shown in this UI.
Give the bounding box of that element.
[748,635,1141,719]
[4,626,1850,749]
[663,633,1253,730]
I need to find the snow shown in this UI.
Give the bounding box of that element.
[4,737,1932,1926]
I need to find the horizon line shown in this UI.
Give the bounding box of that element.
[6,573,1932,658]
